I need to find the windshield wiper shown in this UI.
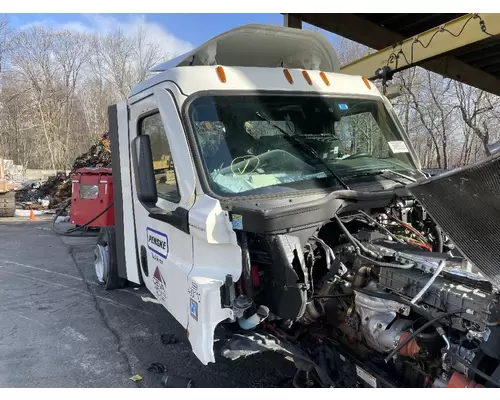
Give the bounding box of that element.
[346,169,417,184]
[255,112,350,190]
[380,169,417,182]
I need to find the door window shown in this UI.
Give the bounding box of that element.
[140,112,181,203]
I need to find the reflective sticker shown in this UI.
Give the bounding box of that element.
[188,281,201,303]
[152,266,167,304]
[190,299,199,321]
[388,140,409,154]
[338,104,349,110]
[232,214,243,230]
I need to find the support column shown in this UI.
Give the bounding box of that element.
[283,14,302,29]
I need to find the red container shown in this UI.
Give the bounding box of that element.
[70,167,114,228]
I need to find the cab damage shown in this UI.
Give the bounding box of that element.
[215,153,500,388]
[105,23,500,389]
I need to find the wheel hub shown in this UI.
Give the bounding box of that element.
[94,244,109,283]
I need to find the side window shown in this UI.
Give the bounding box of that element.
[140,112,181,203]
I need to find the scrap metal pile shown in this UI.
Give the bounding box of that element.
[15,138,111,209]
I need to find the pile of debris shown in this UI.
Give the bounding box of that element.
[15,139,111,209]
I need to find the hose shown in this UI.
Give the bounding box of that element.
[51,198,114,237]
[312,293,352,299]
[357,210,406,245]
[238,231,254,299]
[334,215,415,270]
[357,254,415,269]
[384,309,464,363]
[433,224,444,253]
[388,214,428,244]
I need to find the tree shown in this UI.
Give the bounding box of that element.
[0,17,171,169]
[455,82,500,159]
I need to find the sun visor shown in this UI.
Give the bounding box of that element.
[150,24,340,73]
[407,152,500,287]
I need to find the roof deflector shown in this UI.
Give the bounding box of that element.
[150,24,340,73]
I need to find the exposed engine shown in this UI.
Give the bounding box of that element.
[220,195,500,388]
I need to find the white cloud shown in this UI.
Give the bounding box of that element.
[20,14,194,59]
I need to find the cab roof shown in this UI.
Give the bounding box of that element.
[128,24,344,99]
[127,24,384,102]
[150,24,340,73]
[127,65,382,101]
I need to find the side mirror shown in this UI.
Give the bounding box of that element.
[131,135,158,205]
[488,139,500,155]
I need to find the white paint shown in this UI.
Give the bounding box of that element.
[116,100,140,285]
[155,88,197,209]
[186,276,234,365]
[130,66,380,104]
[127,92,194,334]
[18,314,45,326]
[148,24,339,75]
[188,195,237,245]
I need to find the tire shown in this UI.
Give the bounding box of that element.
[0,191,16,217]
[94,227,126,290]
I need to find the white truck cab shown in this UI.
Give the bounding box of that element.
[100,24,429,369]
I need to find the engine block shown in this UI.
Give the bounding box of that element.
[378,266,500,332]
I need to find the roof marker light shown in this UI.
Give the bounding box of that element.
[283,69,294,84]
[302,71,312,85]
[319,71,330,86]
[216,66,226,83]
[362,76,371,89]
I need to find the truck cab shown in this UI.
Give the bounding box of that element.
[101,24,428,367]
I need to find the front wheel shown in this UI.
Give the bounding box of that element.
[94,227,126,290]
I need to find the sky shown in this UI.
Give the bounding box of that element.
[5,13,342,58]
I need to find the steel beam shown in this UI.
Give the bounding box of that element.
[289,13,500,96]
[283,14,302,29]
[341,14,500,77]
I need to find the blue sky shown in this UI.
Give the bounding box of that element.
[6,13,342,53]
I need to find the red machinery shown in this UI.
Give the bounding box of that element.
[70,168,114,227]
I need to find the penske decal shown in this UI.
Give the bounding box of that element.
[146,227,169,259]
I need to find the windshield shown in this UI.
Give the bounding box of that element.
[187,94,421,197]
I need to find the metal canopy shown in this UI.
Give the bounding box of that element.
[283,13,500,96]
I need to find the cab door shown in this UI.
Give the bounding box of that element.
[128,88,196,329]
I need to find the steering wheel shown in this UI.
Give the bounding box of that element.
[230,154,260,175]
[342,152,373,160]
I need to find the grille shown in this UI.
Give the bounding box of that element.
[409,153,500,288]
